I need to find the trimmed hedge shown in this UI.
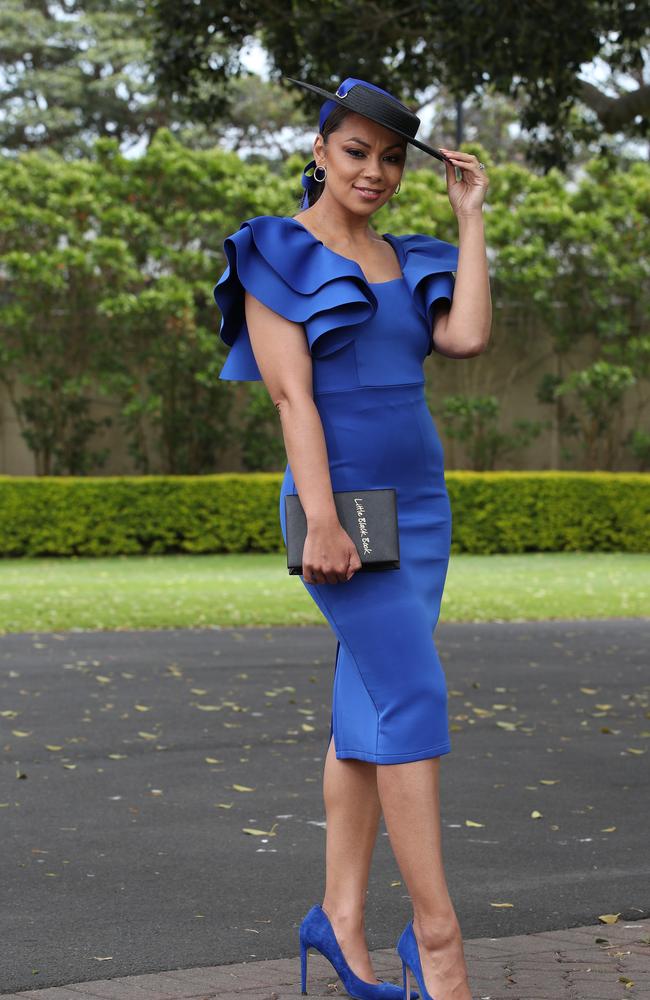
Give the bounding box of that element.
[0,472,648,557]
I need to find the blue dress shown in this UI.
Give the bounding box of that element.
[214,214,458,764]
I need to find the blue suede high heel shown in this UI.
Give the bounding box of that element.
[299,904,419,999]
[396,921,435,1000]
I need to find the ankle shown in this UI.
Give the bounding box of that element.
[412,911,463,952]
[321,900,366,930]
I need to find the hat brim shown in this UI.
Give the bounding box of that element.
[283,76,453,166]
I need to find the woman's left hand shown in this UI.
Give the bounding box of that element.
[439,148,489,218]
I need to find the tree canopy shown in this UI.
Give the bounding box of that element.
[0,0,171,154]
[151,0,649,169]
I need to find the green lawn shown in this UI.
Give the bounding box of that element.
[0,552,647,633]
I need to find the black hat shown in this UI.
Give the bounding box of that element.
[283,75,452,165]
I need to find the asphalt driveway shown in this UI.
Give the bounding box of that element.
[1,619,648,994]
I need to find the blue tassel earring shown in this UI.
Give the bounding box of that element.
[300,159,327,208]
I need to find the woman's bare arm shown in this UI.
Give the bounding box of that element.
[431,214,492,359]
[244,289,361,583]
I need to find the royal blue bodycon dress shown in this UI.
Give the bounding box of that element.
[214,214,458,765]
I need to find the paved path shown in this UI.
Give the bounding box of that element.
[1,621,648,996]
[3,917,650,998]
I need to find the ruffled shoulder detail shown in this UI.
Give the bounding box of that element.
[389,233,458,356]
[213,215,378,381]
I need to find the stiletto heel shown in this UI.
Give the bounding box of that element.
[396,921,434,1000]
[402,960,410,997]
[299,904,419,999]
[300,939,308,994]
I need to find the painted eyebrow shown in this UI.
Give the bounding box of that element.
[343,136,405,151]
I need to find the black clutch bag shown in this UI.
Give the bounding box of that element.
[285,487,400,576]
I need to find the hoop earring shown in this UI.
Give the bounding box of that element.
[394,180,401,195]
[313,164,327,182]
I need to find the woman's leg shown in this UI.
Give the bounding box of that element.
[377,757,472,1000]
[320,734,384,983]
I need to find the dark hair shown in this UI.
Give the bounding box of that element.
[304,105,350,207]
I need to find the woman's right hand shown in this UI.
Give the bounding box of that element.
[302,519,363,584]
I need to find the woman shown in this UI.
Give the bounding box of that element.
[214,76,491,1000]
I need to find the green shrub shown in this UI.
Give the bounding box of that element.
[0,472,647,557]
